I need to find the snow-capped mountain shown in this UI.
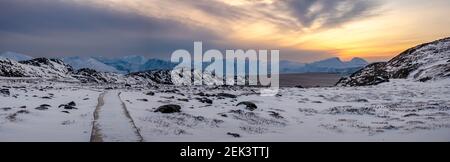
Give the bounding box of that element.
[61,56,123,73]
[309,57,345,68]
[279,60,306,74]
[0,57,229,85]
[0,51,34,61]
[0,57,75,80]
[139,59,177,71]
[347,57,369,67]
[308,57,369,68]
[337,37,450,86]
[279,57,369,74]
[94,55,148,73]
[65,55,166,73]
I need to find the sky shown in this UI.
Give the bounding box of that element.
[0,0,449,62]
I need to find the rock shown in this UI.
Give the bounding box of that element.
[177,98,189,102]
[137,98,149,102]
[195,92,206,96]
[162,89,179,93]
[355,99,369,102]
[229,109,244,114]
[268,111,284,119]
[41,96,52,99]
[61,111,70,114]
[59,102,78,110]
[227,132,241,138]
[336,62,389,86]
[16,110,29,114]
[40,104,51,107]
[194,116,205,121]
[0,89,10,96]
[418,77,432,82]
[1,107,12,111]
[6,113,18,122]
[35,106,49,110]
[195,92,214,97]
[19,106,26,109]
[154,104,181,113]
[196,97,213,104]
[295,85,304,88]
[216,93,237,98]
[63,105,78,110]
[145,92,155,96]
[403,113,420,117]
[68,101,76,106]
[328,106,376,115]
[237,101,257,111]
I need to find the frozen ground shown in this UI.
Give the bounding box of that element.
[1,78,449,142]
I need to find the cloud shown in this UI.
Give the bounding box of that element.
[277,0,382,29]
[0,0,384,61]
[0,0,222,58]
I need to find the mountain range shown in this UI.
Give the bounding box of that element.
[1,52,368,75]
[279,57,368,75]
[1,37,449,86]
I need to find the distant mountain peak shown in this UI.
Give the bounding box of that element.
[61,56,122,73]
[0,51,34,61]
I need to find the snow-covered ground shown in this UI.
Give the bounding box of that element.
[1,78,449,142]
[0,79,101,141]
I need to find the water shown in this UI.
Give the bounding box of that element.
[279,73,341,87]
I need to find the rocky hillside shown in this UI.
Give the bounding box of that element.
[0,57,234,85]
[337,37,450,86]
[1,57,75,80]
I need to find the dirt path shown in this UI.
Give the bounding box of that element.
[90,91,143,142]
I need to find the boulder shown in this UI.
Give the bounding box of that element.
[196,97,213,104]
[227,132,241,138]
[237,101,257,111]
[217,93,237,98]
[0,89,10,96]
[154,104,181,113]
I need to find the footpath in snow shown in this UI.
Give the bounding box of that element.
[90,91,143,142]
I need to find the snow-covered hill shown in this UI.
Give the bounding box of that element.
[0,52,33,61]
[337,37,450,86]
[61,56,123,73]
[0,57,75,80]
[0,57,231,85]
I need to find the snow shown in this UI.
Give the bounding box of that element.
[61,56,122,73]
[1,77,449,142]
[0,81,101,141]
[386,37,450,80]
[91,91,142,142]
[120,79,450,142]
[0,51,33,61]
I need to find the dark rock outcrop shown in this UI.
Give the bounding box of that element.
[217,93,237,98]
[237,101,258,111]
[154,104,181,113]
[336,62,389,86]
[0,89,10,96]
